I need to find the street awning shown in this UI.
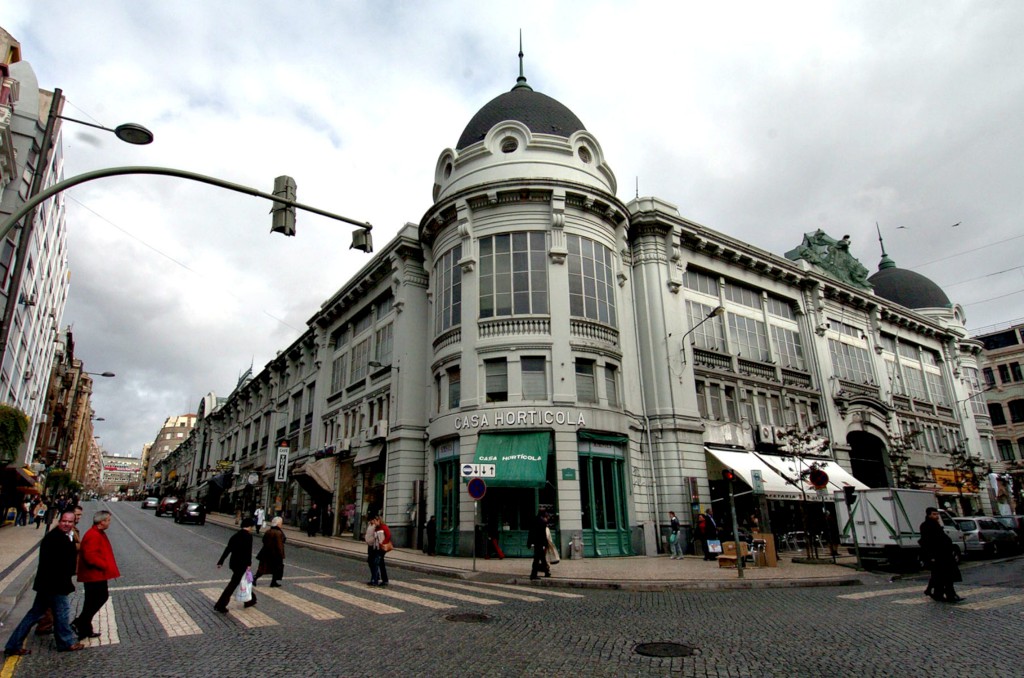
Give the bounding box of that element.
[474,432,550,488]
[705,447,869,502]
[352,444,384,468]
[209,473,232,490]
[292,457,336,494]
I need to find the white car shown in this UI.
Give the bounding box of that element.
[141,496,159,509]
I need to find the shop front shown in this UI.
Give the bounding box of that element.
[576,432,632,557]
[353,442,385,538]
[932,469,979,516]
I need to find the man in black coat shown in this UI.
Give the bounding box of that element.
[214,518,257,612]
[919,507,962,602]
[4,511,84,655]
[526,510,551,581]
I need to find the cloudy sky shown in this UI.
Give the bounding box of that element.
[6,2,1023,457]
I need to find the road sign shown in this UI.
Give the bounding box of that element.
[274,447,289,482]
[467,477,487,500]
[460,464,496,478]
[751,469,764,495]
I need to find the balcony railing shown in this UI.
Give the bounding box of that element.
[837,379,879,398]
[781,368,812,388]
[433,327,461,351]
[738,358,777,381]
[479,317,551,339]
[569,319,618,345]
[693,348,731,370]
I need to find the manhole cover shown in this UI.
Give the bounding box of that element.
[634,642,698,658]
[445,612,492,623]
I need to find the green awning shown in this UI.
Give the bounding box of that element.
[578,430,629,444]
[474,432,550,488]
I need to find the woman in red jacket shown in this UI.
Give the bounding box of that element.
[72,510,121,640]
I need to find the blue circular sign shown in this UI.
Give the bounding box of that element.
[467,477,487,500]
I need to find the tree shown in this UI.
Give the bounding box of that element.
[887,430,926,489]
[947,443,983,515]
[0,404,30,465]
[773,422,831,559]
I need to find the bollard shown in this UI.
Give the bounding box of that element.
[570,532,584,559]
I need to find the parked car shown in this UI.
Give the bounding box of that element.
[155,496,180,517]
[954,516,1020,557]
[141,497,159,510]
[174,501,206,525]
[992,515,1024,541]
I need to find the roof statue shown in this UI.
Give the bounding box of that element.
[785,229,872,290]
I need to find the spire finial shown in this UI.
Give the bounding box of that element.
[876,221,896,270]
[513,30,532,91]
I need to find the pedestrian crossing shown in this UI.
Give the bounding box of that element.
[23,576,584,650]
[837,584,1023,610]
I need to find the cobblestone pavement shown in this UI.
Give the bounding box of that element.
[2,504,1021,677]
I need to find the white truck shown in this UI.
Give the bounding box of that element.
[834,488,964,570]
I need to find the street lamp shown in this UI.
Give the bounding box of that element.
[85,371,116,378]
[680,305,725,364]
[56,114,154,145]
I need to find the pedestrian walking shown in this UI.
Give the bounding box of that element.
[374,515,391,587]
[71,510,121,640]
[425,515,436,556]
[305,503,320,537]
[253,516,286,587]
[323,505,334,537]
[669,511,686,559]
[253,506,265,535]
[364,515,380,585]
[527,509,551,580]
[34,500,47,529]
[214,518,257,612]
[3,511,84,656]
[18,498,30,526]
[696,512,719,561]
[919,506,963,603]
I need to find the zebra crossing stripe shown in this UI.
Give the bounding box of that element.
[338,581,456,610]
[413,578,544,602]
[199,588,277,628]
[891,587,1004,605]
[958,592,1024,611]
[80,599,119,647]
[298,583,403,614]
[388,581,502,605]
[838,585,925,600]
[475,581,585,598]
[145,592,202,637]
[257,586,342,620]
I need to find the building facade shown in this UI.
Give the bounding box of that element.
[0,29,70,462]
[143,413,196,493]
[170,66,992,557]
[975,320,1024,513]
[100,454,141,494]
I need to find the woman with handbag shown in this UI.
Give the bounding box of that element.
[374,516,392,588]
[214,518,257,612]
[253,516,286,587]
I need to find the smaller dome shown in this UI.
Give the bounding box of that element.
[869,267,951,310]
[457,84,586,150]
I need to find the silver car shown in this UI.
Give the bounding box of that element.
[954,517,1019,557]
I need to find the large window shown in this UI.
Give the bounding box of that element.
[567,234,616,326]
[1009,400,1024,424]
[683,268,718,297]
[903,366,928,402]
[771,325,804,370]
[485,359,508,403]
[829,339,875,384]
[686,301,725,351]
[604,365,620,408]
[447,367,461,409]
[434,245,462,334]
[374,324,393,366]
[479,233,547,318]
[695,381,738,421]
[575,359,597,403]
[728,313,769,361]
[521,357,547,400]
[997,439,1015,461]
[988,403,1006,426]
[925,371,949,407]
[330,355,347,394]
[350,339,370,383]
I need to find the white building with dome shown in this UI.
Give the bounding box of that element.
[171,61,994,558]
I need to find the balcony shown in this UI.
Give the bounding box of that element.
[693,348,731,371]
[480,317,551,339]
[569,319,617,345]
[433,327,461,351]
[781,368,812,389]
[738,358,777,381]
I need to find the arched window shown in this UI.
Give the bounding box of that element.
[567,235,617,327]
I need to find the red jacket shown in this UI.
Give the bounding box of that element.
[77,526,121,583]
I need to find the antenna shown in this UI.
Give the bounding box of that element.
[635,177,639,199]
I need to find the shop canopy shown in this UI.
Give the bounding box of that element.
[474,432,550,488]
[292,457,336,497]
[352,443,384,468]
[705,447,869,502]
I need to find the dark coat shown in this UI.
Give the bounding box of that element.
[218,528,254,573]
[527,514,547,549]
[919,517,961,582]
[256,526,286,573]
[35,526,78,595]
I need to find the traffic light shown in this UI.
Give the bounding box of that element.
[721,468,735,482]
[843,485,857,507]
[350,226,373,253]
[270,175,297,236]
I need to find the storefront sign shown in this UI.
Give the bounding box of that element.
[274,447,289,482]
[562,468,577,481]
[454,408,586,430]
[932,469,977,493]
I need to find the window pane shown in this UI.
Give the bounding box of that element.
[522,357,547,399]
[576,360,597,403]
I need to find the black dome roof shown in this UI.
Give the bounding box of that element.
[869,267,951,310]
[456,82,585,150]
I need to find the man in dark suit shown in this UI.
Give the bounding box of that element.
[214,517,257,612]
[4,511,84,656]
[527,509,551,581]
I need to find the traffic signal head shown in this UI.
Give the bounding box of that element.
[270,175,297,236]
[843,485,857,506]
[350,226,373,253]
[721,468,735,482]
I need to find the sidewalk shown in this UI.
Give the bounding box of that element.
[0,524,44,625]
[208,512,865,591]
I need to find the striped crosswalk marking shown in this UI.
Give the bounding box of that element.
[892,587,1003,605]
[298,583,402,614]
[959,592,1024,611]
[838,585,925,600]
[79,599,119,647]
[475,581,585,598]
[146,592,202,637]
[338,581,455,610]
[199,588,277,628]
[257,586,342,620]
[413,578,544,602]
[388,580,502,605]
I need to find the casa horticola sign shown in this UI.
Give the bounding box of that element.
[454,408,587,430]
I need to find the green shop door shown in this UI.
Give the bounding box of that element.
[434,440,461,556]
[578,435,633,557]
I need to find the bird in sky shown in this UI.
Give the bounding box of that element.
[951,222,961,227]
[896,226,908,229]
